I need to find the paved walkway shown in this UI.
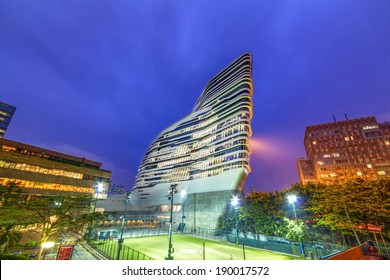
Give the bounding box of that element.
[43,232,109,260]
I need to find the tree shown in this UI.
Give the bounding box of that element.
[283,218,308,242]
[82,211,106,241]
[217,206,236,231]
[0,224,21,254]
[239,191,287,237]
[24,195,94,259]
[0,182,29,253]
[308,178,390,244]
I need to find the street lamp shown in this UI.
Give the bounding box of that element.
[94,182,104,212]
[231,196,239,245]
[166,184,178,260]
[287,195,297,219]
[116,192,131,260]
[287,194,305,255]
[41,241,55,260]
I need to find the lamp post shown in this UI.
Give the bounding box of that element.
[287,194,305,255]
[166,184,178,260]
[180,190,187,234]
[231,196,239,245]
[41,241,55,260]
[287,195,297,219]
[94,182,104,212]
[116,192,131,260]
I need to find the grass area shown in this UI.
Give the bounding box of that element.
[121,234,299,260]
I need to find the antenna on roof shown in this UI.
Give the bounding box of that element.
[333,114,336,122]
[344,113,349,120]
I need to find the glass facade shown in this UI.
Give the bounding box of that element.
[0,102,16,138]
[132,53,253,210]
[0,138,111,197]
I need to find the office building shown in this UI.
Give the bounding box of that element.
[298,116,390,184]
[126,53,253,229]
[0,138,111,198]
[0,102,16,138]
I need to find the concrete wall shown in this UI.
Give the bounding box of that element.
[177,190,234,230]
[327,245,363,260]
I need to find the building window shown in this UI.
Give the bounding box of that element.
[357,171,362,176]
[363,125,379,130]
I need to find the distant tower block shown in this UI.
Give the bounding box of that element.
[298,116,390,185]
[0,102,16,138]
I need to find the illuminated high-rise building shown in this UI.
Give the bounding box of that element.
[0,102,16,138]
[130,53,254,229]
[298,116,390,184]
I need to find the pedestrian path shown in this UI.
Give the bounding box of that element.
[59,232,109,260]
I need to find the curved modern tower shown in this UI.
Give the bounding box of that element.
[131,53,253,229]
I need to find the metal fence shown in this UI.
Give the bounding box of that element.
[92,239,154,260]
[90,224,347,259]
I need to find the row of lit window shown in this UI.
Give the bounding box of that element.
[322,152,346,158]
[153,140,249,169]
[0,160,84,179]
[140,166,190,182]
[192,125,218,139]
[136,160,249,186]
[191,148,213,160]
[163,116,218,139]
[200,68,251,108]
[363,125,379,130]
[319,169,386,178]
[193,135,217,149]
[139,150,248,180]
[193,152,248,170]
[191,161,247,180]
[166,172,190,182]
[147,123,249,163]
[157,156,191,168]
[148,135,231,166]
[216,114,246,131]
[0,177,94,194]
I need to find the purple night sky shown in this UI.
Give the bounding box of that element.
[1,1,389,193]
